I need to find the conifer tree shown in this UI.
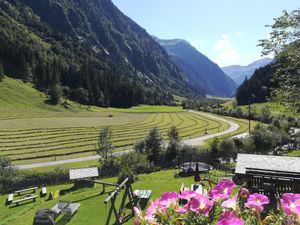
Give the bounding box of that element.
[0,61,4,82]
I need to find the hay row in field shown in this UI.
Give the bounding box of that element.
[0,112,229,164]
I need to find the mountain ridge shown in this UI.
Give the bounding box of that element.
[154,37,237,97]
[222,58,273,85]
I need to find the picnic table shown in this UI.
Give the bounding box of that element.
[12,194,38,206]
[51,201,80,217]
[15,187,38,196]
[133,190,152,199]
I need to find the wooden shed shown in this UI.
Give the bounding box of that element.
[235,154,300,195]
[69,167,99,188]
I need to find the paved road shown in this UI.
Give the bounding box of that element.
[16,111,239,170]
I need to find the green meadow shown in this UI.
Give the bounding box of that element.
[0,169,228,225]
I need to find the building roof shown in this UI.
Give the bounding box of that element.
[69,167,99,180]
[235,154,300,175]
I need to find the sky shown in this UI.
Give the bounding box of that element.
[111,0,299,67]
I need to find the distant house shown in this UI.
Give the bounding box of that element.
[235,154,300,195]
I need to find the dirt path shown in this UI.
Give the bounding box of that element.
[16,111,239,170]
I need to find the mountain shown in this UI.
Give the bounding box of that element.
[222,58,273,85]
[235,63,278,105]
[154,37,237,97]
[0,0,200,108]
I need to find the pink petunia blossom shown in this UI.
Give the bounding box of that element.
[281,193,300,216]
[216,211,244,225]
[190,193,213,216]
[210,179,235,201]
[245,193,269,212]
[222,194,238,211]
[157,192,178,211]
[145,200,159,224]
[177,202,190,214]
[179,190,197,200]
[239,188,249,199]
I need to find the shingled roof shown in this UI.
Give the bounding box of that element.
[235,154,300,175]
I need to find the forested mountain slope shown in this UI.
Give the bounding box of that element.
[0,0,200,108]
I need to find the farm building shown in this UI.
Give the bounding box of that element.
[235,154,300,195]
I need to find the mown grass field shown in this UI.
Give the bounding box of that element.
[0,77,231,166]
[0,111,229,165]
[0,169,228,225]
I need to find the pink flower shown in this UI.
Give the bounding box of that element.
[177,202,190,214]
[177,193,213,216]
[145,200,159,224]
[222,194,238,211]
[239,188,249,199]
[245,193,269,212]
[157,192,178,211]
[190,194,213,216]
[216,211,244,225]
[134,207,142,217]
[179,190,197,200]
[281,193,300,216]
[210,179,235,201]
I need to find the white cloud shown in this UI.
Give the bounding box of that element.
[235,30,241,36]
[213,34,240,66]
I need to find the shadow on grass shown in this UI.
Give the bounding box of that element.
[56,214,72,225]
[9,200,35,208]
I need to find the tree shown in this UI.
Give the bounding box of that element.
[209,138,220,166]
[0,61,4,82]
[96,127,113,163]
[251,124,274,154]
[168,126,180,142]
[145,127,163,164]
[217,139,237,162]
[0,156,18,193]
[49,84,62,105]
[134,140,145,153]
[259,9,300,112]
[165,126,181,162]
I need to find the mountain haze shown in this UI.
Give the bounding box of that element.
[0,0,200,108]
[222,58,273,85]
[154,37,237,97]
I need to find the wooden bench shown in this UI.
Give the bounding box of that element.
[66,203,80,216]
[7,193,14,203]
[51,203,61,215]
[15,187,38,196]
[12,195,38,206]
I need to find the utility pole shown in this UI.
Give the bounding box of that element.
[248,100,251,134]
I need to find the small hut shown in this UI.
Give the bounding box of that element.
[69,167,99,188]
[235,154,300,195]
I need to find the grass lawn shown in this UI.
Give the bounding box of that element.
[283,149,300,157]
[0,169,227,225]
[221,98,298,118]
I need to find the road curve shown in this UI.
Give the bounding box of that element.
[16,111,239,170]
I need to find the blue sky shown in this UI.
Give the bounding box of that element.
[111,0,299,67]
